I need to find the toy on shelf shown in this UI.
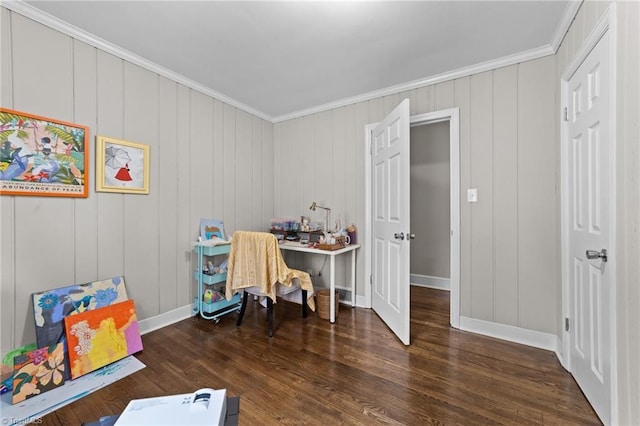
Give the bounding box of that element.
[202,259,228,276]
[203,289,214,303]
[203,289,224,304]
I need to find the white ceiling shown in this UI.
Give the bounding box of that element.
[21,1,573,121]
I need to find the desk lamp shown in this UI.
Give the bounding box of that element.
[309,201,331,232]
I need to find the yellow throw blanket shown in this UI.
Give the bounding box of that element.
[226,231,315,311]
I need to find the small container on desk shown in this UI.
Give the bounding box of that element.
[318,236,348,251]
[193,242,241,323]
[297,230,324,244]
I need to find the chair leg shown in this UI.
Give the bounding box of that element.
[267,297,274,338]
[301,290,308,318]
[236,290,249,326]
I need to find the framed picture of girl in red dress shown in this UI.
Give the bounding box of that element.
[96,136,149,194]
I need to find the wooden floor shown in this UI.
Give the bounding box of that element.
[46,287,601,425]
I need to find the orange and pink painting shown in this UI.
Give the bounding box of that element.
[32,276,129,381]
[63,299,143,379]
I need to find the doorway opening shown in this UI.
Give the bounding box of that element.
[410,121,451,294]
[364,106,461,340]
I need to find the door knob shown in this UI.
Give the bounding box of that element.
[394,232,405,240]
[408,233,416,240]
[586,249,608,262]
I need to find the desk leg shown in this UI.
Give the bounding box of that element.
[330,255,336,323]
[351,249,356,307]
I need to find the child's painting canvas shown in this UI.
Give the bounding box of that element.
[32,277,129,348]
[64,299,143,379]
[32,276,128,380]
[12,343,65,404]
[200,218,225,241]
[1,343,36,390]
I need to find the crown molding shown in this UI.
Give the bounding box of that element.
[2,0,274,122]
[274,0,582,124]
[4,0,582,125]
[272,43,556,123]
[550,0,584,53]
[561,1,611,81]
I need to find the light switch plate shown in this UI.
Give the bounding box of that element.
[467,188,478,203]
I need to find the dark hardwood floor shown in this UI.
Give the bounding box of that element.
[45,287,601,425]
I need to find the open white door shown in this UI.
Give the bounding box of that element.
[566,30,611,425]
[371,99,410,345]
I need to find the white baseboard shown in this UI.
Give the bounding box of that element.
[459,316,558,352]
[354,294,367,308]
[411,274,450,291]
[138,295,367,333]
[139,304,194,335]
[555,335,566,369]
[136,299,568,375]
[135,301,567,369]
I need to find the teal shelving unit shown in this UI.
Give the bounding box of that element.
[193,242,241,322]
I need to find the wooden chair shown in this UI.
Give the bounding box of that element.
[236,287,308,338]
[226,231,315,337]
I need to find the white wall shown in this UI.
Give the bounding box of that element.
[0,9,275,353]
[614,3,640,422]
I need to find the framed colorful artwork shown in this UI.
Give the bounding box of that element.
[12,343,65,404]
[64,299,143,379]
[32,276,129,380]
[95,136,149,194]
[200,219,226,241]
[0,108,89,197]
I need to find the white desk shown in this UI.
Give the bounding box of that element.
[278,241,360,323]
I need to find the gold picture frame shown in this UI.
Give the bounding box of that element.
[96,136,149,194]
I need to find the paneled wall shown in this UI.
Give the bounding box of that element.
[274,55,559,334]
[614,2,640,422]
[557,1,640,424]
[0,9,275,352]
